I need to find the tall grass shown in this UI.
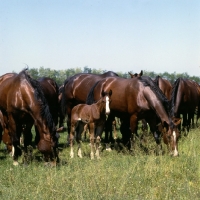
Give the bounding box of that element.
[0,127,200,200]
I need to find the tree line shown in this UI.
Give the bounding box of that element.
[24,66,200,86]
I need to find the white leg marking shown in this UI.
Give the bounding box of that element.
[173,131,178,156]
[70,147,74,158]
[77,148,82,158]
[11,146,15,157]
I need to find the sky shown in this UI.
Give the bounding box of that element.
[0,0,200,76]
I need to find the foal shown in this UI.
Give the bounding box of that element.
[69,90,112,159]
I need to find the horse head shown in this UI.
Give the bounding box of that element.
[163,118,181,156]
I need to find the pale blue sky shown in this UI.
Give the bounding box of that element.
[0,0,200,76]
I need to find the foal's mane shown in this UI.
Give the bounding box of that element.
[19,69,55,133]
[138,76,170,113]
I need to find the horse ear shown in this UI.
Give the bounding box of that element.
[109,89,112,96]
[128,72,134,78]
[173,117,181,126]
[101,90,105,97]
[139,70,143,77]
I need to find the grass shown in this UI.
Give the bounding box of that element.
[0,125,200,200]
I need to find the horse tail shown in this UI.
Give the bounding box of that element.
[170,78,181,117]
[86,81,100,105]
[21,69,56,133]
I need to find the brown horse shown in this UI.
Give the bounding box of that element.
[69,90,112,159]
[170,78,200,133]
[86,75,181,156]
[61,71,118,143]
[0,76,60,158]
[0,69,59,165]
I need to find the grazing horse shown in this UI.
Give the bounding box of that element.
[69,90,112,159]
[0,77,60,158]
[86,75,181,156]
[61,71,118,142]
[170,78,200,132]
[0,69,59,165]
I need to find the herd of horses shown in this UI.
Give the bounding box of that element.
[0,68,200,166]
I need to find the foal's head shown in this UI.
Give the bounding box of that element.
[101,90,112,115]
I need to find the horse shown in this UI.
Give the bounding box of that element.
[86,75,181,156]
[103,70,143,144]
[0,76,60,158]
[61,71,118,143]
[69,90,112,159]
[170,77,200,133]
[0,69,59,165]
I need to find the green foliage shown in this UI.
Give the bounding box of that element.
[0,127,200,199]
[25,66,200,87]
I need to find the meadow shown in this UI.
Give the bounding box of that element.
[0,124,200,200]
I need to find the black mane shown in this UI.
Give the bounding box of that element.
[170,77,181,117]
[138,76,170,113]
[154,76,160,86]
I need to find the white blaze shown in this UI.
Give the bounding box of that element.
[105,96,110,114]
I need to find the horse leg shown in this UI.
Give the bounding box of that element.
[69,120,76,158]
[89,123,95,159]
[95,124,104,159]
[129,115,139,150]
[182,113,187,135]
[22,124,33,164]
[120,117,131,149]
[7,114,21,166]
[76,121,84,158]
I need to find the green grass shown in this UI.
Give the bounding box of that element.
[0,126,200,200]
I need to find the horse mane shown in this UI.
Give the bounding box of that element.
[154,76,160,86]
[19,69,55,133]
[170,77,181,117]
[138,76,170,113]
[86,81,100,105]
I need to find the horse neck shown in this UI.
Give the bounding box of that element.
[173,80,184,116]
[95,99,105,114]
[143,87,170,124]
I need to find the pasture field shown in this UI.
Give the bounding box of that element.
[0,125,200,200]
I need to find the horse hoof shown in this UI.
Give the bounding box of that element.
[13,161,19,166]
[106,147,112,152]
